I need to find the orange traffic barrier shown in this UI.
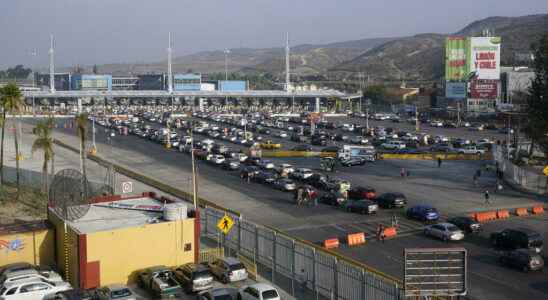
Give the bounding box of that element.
[382,227,397,239]
[485,211,497,222]
[347,232,366,246]
[532,205,544,215]
[515,208,529,216]
[323,238,340,249]
[497,210,510,219]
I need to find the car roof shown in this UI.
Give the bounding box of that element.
[221,257,241,265]
[2,269,40,278]
[105,283,131,290]
[0,263,32,274]
[2,277,47,288]
[248,283,277,292]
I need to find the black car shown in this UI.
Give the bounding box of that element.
[321,146,340,153]
[47,289,96,300]
[375,193,407,208]
[334,134,349,142]
[491,228,543,253]
[344,200,379,214]
[311,136,328,146]
[292,144,312,151]
[498,249,544,272]
[253,171,279,184]
[340,157,366,166]
[447,216,481,233]
[318,192,345,206]
[243,157,261,166]
[303,173,329,189]
[291,134,306,143]
[221,159,241,171]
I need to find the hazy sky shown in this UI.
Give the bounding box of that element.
[1,0,547,69]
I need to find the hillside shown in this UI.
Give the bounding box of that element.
[331,14,548,80]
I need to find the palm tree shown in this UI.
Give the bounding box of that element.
[75,113,88,181]
[1,83,24,188]
[32,119,54,193]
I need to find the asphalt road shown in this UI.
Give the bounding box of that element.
[28,117,547,300]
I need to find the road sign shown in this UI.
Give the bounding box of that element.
[217,215,235,235]
[404,248,467,297]
[543,166,548,176]
[121,181,133,194]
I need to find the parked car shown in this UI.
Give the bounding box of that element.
[95,284,136,300]
[375,193,407,208]
[343,200,379,214]
[498,249,544,272]
[490,228,544,253]
[173,263,214,293]
[275,164,295,175]
[0,269,64,286]
[0,278,71,300]
[406,205,440,222]
[44,288,95,300]
[259,140,281,150]
[197,287,238,300]
[423,223,465,241]
[348,186,376,200]
[273,178,297,191]
[208,257,248,283]
[318,191,346,206]
[238,283,280,300]
[138,266,182,299]
[311,136,327,146]
[446,216,481,233]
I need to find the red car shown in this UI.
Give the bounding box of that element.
[348,186,377,200]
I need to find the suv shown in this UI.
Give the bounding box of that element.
[406,205,439,222]
[173,263,214,293]
[375,193,407,208]
[208,257,248,283]
[491,228,544,253]
[498,249,544,272]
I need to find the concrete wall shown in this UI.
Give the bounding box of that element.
[84,218,195,286]
[0,226,55,267]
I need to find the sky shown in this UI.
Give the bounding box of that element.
[1,0,547,69]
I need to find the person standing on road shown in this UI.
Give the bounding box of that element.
[484,190,491,205]
[391,214,399,228]
[377,224,385,243]
[437,157,442,168]
[400,168,406,178]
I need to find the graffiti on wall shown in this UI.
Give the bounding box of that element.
[0,238,25,252]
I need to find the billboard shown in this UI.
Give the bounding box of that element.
[404,248,467,297]
[470,80,498,99]
[219,80,247,92]
[445,37,470,81]
[469,37,501,80]
[445,82,467,99]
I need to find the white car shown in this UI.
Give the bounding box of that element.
[457,146,486,155]
[276,163,295,174]
[0,269,64,286]
[424,223,465,241]
[430,120,444,127]
[0,278,71,300]
[291,168,314,180]
[381,141,406,150]
[238,283,280,300]
[210,155,226,165]
[258,160,275,170]
[277,131,288,138]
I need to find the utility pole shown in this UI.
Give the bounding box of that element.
[415,105,420,132]
[285,32,290,91]
[167,32,173,94]
[49,34,55,93]
[190,122,198,210]
[224,49,230,105]
[457,101,461,126]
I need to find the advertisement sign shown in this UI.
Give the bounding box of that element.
[470,80,498,99]
[469,37,501,80]
[445,37,470,81]
[445,82,467,99]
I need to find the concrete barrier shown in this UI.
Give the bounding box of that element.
[515,207,529,216]
[381,152,492,161]
[347,232,366,247]
[260,150,337,158]
[323,238,340,249]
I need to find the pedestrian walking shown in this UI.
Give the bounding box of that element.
[400,168,406,178]
[377,224,385,243]
[484,190,491,205]
[437,157,442,168]
[473,174,478,187]
[391,214,399,228]
[476,169,482,178]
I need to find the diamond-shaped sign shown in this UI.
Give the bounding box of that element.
[217,215,234,235]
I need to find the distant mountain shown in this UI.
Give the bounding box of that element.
[331,14,548,80]
[91,14,548,81]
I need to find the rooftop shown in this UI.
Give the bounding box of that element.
[49,195,192,234]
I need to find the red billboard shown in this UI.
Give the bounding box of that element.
[470,80,498,99]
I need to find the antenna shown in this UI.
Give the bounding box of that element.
[167,32,173,93]
[285,32,290,92]
[49,169,91,221]
[49,34,55,93]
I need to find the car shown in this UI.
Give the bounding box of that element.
[490,228,544,253]
[222,159,241,171]
[446,216,481,233]
[243,157,261,166]
[275,163,294,175]
[375,193,407,208]
[276,131,288,138]
[95,284,136,300]
[333,134,349,142]
[257,160,275,170]
[172,263,214,293]
[456,145,486,155]
[311,136,327,146]
[0,269,64,286]
[238,283,280,300]
[208,257,248,283]
[44,288,95,300]
[321,146,340,153]
[273,178,297,191]
[317,191,346,206]
[406,205,440,222]
[210,155,226,165]
[423,223,465,241]
[0,278,72,300]
[339,157,366,167]
[498,249,544,272]
[138,266,182,299]
[350,136,368,145]
[381,141,406,150]
[197,287,238,300]
[0,264,56,280]
[253,171,279,184]
[348,186,376,200]
[290,168,314,180]
[344,200,379,214]
[291,144,312,151]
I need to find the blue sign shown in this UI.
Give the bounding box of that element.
[445,82,467,99]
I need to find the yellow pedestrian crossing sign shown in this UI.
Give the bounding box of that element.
[217,215,235,235]
[544,165,548,176]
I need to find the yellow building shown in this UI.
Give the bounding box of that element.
[48,193,197,289]
[0,221,55,267]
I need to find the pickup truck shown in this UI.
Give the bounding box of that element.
[138,266,182,299]
[260,140,282,150]
[456,145,486,155]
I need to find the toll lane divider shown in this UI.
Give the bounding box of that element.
[515,207,529,216]
[532,205,544,215]
[323,238,340,249]
[382,227,397,239]
[380,152,492,161]
[469,204,545,223]
[347,232,366,246]
[259,150,337,158]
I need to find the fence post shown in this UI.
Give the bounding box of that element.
[312,247,317,300]
[291,239,296,296]
[272,231,277,284]
[333,257,338,300]
[254,226,259,264]
[237,216,242,254]
[203,207,208,236]
[361,269,366,300]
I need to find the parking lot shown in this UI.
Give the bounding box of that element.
[26,110,547,300]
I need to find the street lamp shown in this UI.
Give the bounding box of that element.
[223,49,230,107]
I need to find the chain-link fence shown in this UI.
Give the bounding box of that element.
[201,206,404,300]
[493,145,548,195]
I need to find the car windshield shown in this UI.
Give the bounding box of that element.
[213,295,233,300]
[262,290,279,299]
[229,263,245,271]
[111,288,132,298]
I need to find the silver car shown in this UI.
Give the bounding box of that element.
[424,223,465,241]
[95,284,136,300]
[208,257,248,283]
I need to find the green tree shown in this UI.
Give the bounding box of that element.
[525,33,548,157]
[75,113,89,182]
[32,118,54,193]
[364,85,386,104]
[1,83,24,189]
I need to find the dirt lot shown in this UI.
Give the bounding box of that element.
[0,183,47,224]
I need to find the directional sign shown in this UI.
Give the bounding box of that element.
[121,181,133,194]
[544,166,548,176]
[217,215,235,235]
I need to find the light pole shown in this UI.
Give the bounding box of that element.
[224,49,230,106]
